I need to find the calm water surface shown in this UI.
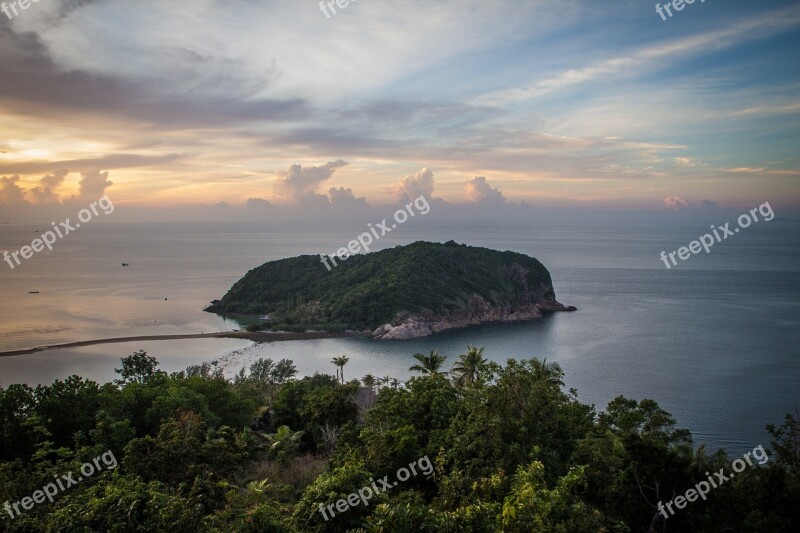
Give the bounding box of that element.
[1,219,798,455]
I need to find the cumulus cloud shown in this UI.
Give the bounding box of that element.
[395,168,434,202]
[663,195,692,210]
[328,186,369,210]
[700,199,717,210]
[77,170,113,200]
[274,160,348,202]
[464,176,506,204]
[29,169,68,205]
[246,197,273,210]
[663,196,721,212]
[0,175,28,206]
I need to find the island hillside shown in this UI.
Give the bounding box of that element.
[206,241,575,339]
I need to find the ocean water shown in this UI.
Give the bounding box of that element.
[1,218,798,455]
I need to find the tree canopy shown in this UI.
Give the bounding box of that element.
[0,349,796,531]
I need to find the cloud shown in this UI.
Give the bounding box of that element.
[663,196,692,210]
[396,168,434,202]
[474,5,800,106]
[274,160,348,202]
[29,169,68,205]
[246,197,273,211]
[0,153,185,175]
[722,167,800,177]
[700,199,717,211]
[76,170,113,200]
[663,196,721,212]
[464,176,506,205]
[328,186,369,210]
[0,175,28,206]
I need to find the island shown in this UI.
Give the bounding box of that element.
[206,240,576,339]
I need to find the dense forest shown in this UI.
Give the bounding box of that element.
[0,348,797,532]
[205,241,560,331]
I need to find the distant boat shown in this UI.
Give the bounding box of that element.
[121,263,129,266]
[28,291,39,294]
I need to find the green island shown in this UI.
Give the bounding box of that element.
[0,349,797,531]
[206,241,576,339]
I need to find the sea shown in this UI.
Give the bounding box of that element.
[1,217,798,455]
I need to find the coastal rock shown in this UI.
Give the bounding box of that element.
[371,294,576,340]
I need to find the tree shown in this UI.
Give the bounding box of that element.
[265,425,304,464]
[186,361,223,379]
[291,456,376,532]
[529,357,564,387]
[271,359,298,384]
[501,461,605,532]
[0,383,37,460]
[115,350,161,385]
[331,356,349,384]
[362,374,376,390]
[767,408,800,477]
[249,358,275,382]
[409,350,448,376]
[451,345,487,387]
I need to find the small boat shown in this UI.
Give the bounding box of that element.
[28,291,39,294]
[121,263,129,266]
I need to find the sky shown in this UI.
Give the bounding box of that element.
[0,0,799,221]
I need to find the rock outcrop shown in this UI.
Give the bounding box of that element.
[371,293,576,340]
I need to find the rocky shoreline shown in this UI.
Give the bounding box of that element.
[371,295,576,340]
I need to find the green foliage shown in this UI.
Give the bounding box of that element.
[361,373,457,478]
[0,350,797,531]
[450,345,488,386]
[122,411,255,487]
[0,384,37,460]
[331,355,350,384]
[249,359,297,386]
[270,374,359,450]
[48,473,208,532]
[409,350,448,376]
[501,461,606,532]
[266,425,305,464]
[238,502,295,532]
[206,241,557,330]
[767,409,800,476]
[291,455,376,532]
[115,350,163,385]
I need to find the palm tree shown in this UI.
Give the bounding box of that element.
[264,425,304,464]
[409,350,448,376]
[451,345,487,387]
[362,374,376,390]
[332,355,350,384]
[531,357,564,387]
[246,479,273,494]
